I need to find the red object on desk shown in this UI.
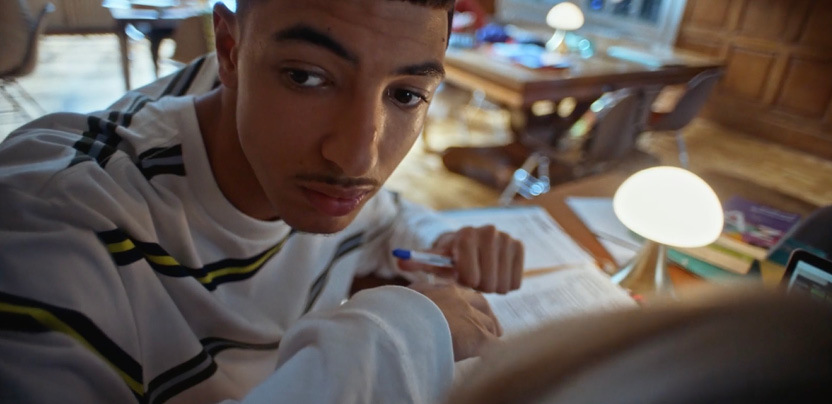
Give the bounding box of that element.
[453,0,488,31]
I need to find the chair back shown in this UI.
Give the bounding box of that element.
[580,89,643,165]
[11,2,55,78]
[0,0,32,75]
[649,69,723,132]
[170,15,213,65]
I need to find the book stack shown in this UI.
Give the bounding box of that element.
[669,196,802,282]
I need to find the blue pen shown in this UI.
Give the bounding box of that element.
[392,248,454,268]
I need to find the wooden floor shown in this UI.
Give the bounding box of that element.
[0,34,178,137]
[4,34,832,212]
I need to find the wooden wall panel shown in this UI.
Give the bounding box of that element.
[479,0,496,15]
[676,0,832,160]
[676,36,722,58]
[800,1,832,48]
[686,0,732,28]
[776,58,832,119]
[826,101,832,126]
[737,0,791,40]
[721,48,775,100]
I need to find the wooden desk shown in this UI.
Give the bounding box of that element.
[353,168,818,294]
[444,44,723,109]
[102,0,206,90]
[443,43,723,139]
[527,169,819,290]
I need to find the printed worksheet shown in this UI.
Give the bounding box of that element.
[485,265,638,337]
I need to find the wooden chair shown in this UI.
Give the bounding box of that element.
[444,88,654,198]
[170,14,213,66]
[0,1,54,122]
[644,69,723,168]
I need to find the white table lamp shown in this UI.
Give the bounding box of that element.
[545,2,585,53]
[611,167,723,298]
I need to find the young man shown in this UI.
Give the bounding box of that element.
[0,0,524,403]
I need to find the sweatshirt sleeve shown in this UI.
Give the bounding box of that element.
[240,286,454,404]
[1,181,455,404]
[0,184,146,404]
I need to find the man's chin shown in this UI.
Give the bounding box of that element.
[282,214,356,235]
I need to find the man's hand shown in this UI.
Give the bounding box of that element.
[398,226,524,294]
[409,281,502,361]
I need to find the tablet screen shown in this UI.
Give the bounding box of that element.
[784,250,832,303]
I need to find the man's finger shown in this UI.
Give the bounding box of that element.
[478,226,499,293]
[455,228,481,288]
[496,233,514,294]
[396,257,454,274]
[511,240,524,291]
[463,289,499,326]
[470,301,502,337]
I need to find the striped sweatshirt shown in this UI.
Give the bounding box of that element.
[0,56,455,403]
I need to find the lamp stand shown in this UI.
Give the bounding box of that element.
[545,29,567,53]
[611,240,675,299]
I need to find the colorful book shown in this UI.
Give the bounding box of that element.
[666,249,752,284]
[673,196,802,275]
[721,196,802,250]
[675,243,756,274]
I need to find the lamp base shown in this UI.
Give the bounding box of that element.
[611,240,675,299]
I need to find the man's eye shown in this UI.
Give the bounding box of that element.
[284,69,327,88]
[389,88,427,109]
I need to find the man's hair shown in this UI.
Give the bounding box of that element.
[234,0,455,39]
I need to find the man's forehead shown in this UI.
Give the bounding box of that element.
[245,0,449,54]
[247,0,449,18]
[245,0,449,36]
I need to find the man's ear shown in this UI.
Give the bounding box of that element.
[213,3,239,89]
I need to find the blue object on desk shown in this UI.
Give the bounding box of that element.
[490,43,571,69]
[477,23,509,43]
[566,34,595,58]
[606,46,683,67]
[449,32,478,49]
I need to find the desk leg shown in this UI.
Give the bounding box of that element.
[148,27,177,78]
[512,100,593,146]
[116,21,131,91]
[149,34,163,78]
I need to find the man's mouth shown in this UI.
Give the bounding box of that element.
[299,184,372,217]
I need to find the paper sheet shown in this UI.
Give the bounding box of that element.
[565,197,643,266]
[440,206,596,271]
[455,266,637,385]
[485,265,638,337]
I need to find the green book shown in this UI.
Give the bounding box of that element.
[667,248,754,284]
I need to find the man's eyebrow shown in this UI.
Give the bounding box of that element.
[273,24,358,64]
[395,61,446,79]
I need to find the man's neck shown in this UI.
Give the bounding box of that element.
[194,88,278,221]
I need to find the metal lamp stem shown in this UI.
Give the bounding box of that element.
[611,240,675,299]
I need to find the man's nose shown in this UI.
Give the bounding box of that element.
[321,92,382,177]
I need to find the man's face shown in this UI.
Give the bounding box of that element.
[221,0,447,233]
